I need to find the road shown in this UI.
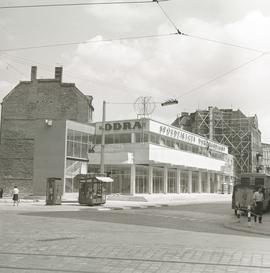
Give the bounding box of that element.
[21,201,264,237]
[1,201,270,273]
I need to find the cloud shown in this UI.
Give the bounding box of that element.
[63,9,270,141]
[0,80,14,100]
[84,3,162,34]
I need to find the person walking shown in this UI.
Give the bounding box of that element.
[253,187,264,223]
[0,187,3,198]
[12,186,19,206]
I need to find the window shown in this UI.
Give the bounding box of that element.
[136,166,149,193]
[135,133,148,143]
[67,129,92,159]
[168,169,177,193]
[153,167,164,193]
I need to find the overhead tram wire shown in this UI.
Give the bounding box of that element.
[179,52,267,98]
[185,34,265,54]
[0,0,169,10]
[0,33,177,52]
[155,1,265,54]
[0,58,28,78]
[154,0,186,36]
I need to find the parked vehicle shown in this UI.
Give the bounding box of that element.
[232,173,270,214]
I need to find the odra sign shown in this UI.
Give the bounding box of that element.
[104,121,144,131]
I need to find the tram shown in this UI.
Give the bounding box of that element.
[77,173,113,206]
[232,173,270,213]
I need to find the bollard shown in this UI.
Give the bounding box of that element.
[247,206,251,227]
[237,208,241,222]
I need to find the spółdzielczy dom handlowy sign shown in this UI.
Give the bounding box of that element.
[159,125,228,154]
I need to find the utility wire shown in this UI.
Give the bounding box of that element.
[155,0,185,35]
[155,1,265,53]
[0,0,169,10]
[0,58,28,78]
[0,33,177,52]
[180,53,267,98]
[186,34,265,54]
[2,51,269,101]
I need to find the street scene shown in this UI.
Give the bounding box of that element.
[1,0,270,272]
[1,195,270,273]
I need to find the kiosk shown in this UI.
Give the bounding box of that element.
[46,177,62,205]
[78,174,113,206]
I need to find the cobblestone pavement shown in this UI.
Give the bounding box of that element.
[1,202,270,272]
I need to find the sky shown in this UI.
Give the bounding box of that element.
[1,0,270,141]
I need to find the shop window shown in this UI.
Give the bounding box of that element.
[168,169,177,193]
[135,133,149,143]
[153,167,164,193]
[103,165,131,194]
[82,132,88,143]
[67,129,74,140]
[67,141,74,157]
[105,134,114,144]
[74,131,82,142]
[180,171,189,193]
[136,166,149,193]
[119,133,131,143]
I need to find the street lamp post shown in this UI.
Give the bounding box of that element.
[100,100,106,175]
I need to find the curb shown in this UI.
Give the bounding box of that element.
[223,221,270,236]
[106,204,163,210]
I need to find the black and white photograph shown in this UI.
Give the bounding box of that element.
[1,0,270,272]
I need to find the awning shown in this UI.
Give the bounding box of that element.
[96,176,114,183]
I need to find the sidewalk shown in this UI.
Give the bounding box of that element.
[0,192,232,208]
[224,211,270,236]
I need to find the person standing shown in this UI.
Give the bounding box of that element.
[0,188,3,198]
[253,187,264,223]
[12,186,19,206]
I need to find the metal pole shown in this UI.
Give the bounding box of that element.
[100,100,106,175]
[209,106,213,140]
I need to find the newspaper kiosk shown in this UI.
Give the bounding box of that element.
[78,174,113,206]
[46,177,62,205]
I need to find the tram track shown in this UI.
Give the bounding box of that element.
[0,251,270,272]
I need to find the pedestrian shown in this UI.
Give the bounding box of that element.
[253,187,264,223]
[0,187,3,198]
[12,186,19,206]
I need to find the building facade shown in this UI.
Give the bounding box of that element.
[0,66,94,195]
[262,143,270,174]
[88,119,235,195]
[172,107,262,177]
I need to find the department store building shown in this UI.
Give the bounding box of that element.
[88,118,235,195]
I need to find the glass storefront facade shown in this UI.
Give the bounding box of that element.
[135,166,149,194]
[153,167,164,193]
[84,163,228,195]
[192,172,198,193]
[105,165,131,194]
[67,129,89,158]
[168,169,177,193]
[92,132,226,161]
[88,164,131,194]
[65,129,92,193]
[180,171,189,193]
[201,172,208,193]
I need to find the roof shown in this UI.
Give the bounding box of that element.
[96,176,114,183]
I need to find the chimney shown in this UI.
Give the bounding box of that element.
[55,67,63,82]
[31,66,37,81]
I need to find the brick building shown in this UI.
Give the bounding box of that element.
[0,66,94,195]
